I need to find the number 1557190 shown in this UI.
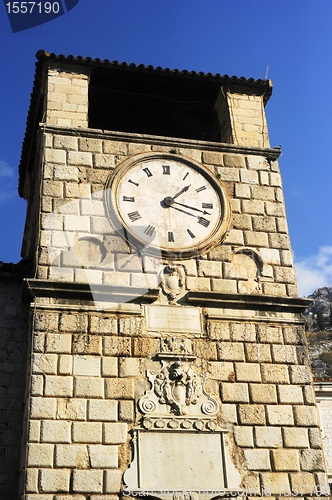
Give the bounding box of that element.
[5,2,60,14]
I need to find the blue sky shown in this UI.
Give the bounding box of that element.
[1,0,332,296]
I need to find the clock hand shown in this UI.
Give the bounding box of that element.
[173,201,211,215]
[172,184,191,200]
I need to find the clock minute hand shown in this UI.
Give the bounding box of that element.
[172,184,191,200]
[173,201,211,215]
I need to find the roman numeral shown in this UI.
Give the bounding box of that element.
[183,172,189,180]
[197,217,210,227]
[128,179,139,187]
[162,165,170,175]
[123,196,135,202]
[168,231,174,242]
[202,203,213,209]
[128,211,141,222]
[196,186,206,193]
[143,167,153,177]
[144,225,155,236]
[187,229,195,239]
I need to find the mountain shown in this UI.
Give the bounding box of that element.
[303,286,332,379]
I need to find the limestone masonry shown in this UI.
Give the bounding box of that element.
[0,50,330,499]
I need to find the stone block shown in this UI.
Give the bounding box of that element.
[105,470,122,494]
[25,468,39,493]
[230,323,256,342]
[257,325,283,344]
[234,426,254,447]
[207,322,230,341]
[208,245,232,262]
[119,400,135,422]
[266,405,294,426]
[232,214,252,230]
[78,137,102,152]
[220,403,237,423]
[271,344,297,364]
[241,200,265,215]
[74,376,104,398]
[289,365,312,384]
[235,363,261,382]
[211,279,237,293]
[245,343,271,363]
[105,378,135,399]
[308,428,321,449]
[72,334,102,355]
[272,449,300,471]
[224,229,244,245]
[103,271,130,287]
[90,316,117,335]
[32,353,57,374]
[202,151,223,165]
[230,198,241,213]
[247,156,269,170]
[282,427,309,448]
[224,154,246,168]
[72,470,103,493]
[217,342,245,361]
[261,364,289,384]
[88,400,117,421]
[259,248,280,265]
[54,135,78,150]
[57,399,86,420]
[260,472,290,495]
[277,385,303,404]
[244,449,271,470]
[73,356,101,376]
[208,361,234,381]
[252,216,276,232]
[103,422,128,444]
[63,215,90,232]
[249,384,277,404]
[45,149,66,164]
[263,282,287,296]
[234,184,251,199]
[303,385,315,405]
[88,444,118,468]
[28,420,41,442]
[133,338,160,358]
[27,444,54,467]
[40,469,70,493]
[276,217,288,233]
[221,383,249,403]
[67,151,92,166]
[193,341,218,360]
[41,420,71,444]
[103,337,132,357]
[31,374,43,396]
[102,357,118,377]
[54,166,78,181]
[72,422,102,443]
[30,397,56,419]
[300,450,325,471]
[45,333,71,353]
[44,376,73,397]
[58,355,73,375]
[186,277,211,291]
[254,427,282,448]
[244,230,269,247]
[65,182,91,198]
[55,444,89,468]
[251,185,275,201]
[240,169,259,184]
[274,267,297,284]
[119,317,142,336]
[119,357,141,377]
[268,233,290,250]
[198,260,222,277]
[238,405,265,425]
[293,406,319,427]
[290,472,316,495]
[103,140,127,155]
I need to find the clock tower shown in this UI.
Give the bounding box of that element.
[17,50,329,499]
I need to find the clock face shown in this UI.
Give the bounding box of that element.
[105,153,230,258]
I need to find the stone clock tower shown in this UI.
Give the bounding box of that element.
[17,50,329,499]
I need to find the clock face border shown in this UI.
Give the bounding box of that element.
[105,152,231,259]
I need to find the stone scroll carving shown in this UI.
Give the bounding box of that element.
[138,336,218,418]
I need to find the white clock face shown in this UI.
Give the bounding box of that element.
[106,153,230,258]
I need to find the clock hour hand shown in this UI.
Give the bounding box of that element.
[172,184,191,200]
[173,201,211,215]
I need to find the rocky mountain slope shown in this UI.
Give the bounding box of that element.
[303,286,332,379]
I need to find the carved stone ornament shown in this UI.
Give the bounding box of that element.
[158,265,186,303]
[138,337,218,417]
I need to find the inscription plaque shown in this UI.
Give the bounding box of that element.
[144,305,202,335]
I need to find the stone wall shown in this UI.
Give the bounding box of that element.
[0,275,28,500]
[34,126,297,298]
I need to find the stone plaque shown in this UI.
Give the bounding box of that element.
[144,305,202,335]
